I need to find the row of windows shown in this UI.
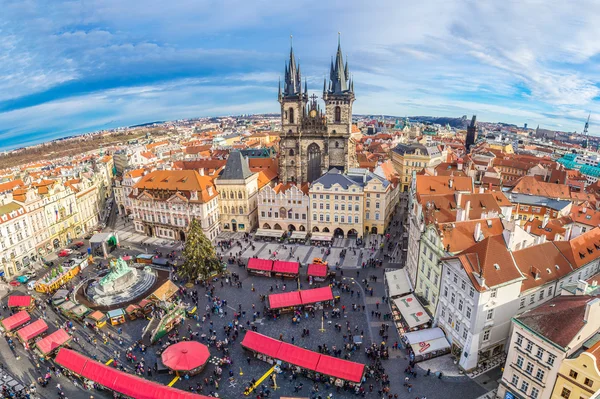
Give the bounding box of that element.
[261,211,307,220]
[312,214,359,224]
[312,194,361,201]
[515,333,556,366]
[510,374,540,398]
[313,203,361,211]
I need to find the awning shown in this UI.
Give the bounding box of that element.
[316,355,365,383]
[8,295,32,308]
[17,319,48,341]
[87,310,107,322]
[240,330,282,358]
[255,228,284,238]
[268,291,302,309]
[35,328,71,355]
[409,336,451,357]
[385,269,412,298]
[272,261,299,275]
[403,327,446,344]
[1,311,31,331]
[161,341,210,371]
[107,309,125,318]
[300,286,333,305]
[247,258,273,272]
[307,263,328,278]
[393,294,431,329]
[310,232,334,241]
[277,342,320,370]
[55,348,210,399]
[151,280,179,301]
[290,231,308,240]
[125,305,141,314]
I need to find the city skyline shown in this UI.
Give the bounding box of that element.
[2,0,600,151]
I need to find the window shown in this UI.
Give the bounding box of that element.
[469,287,475,298]
[530,295,535,304]
[520,380,529,393]
[511,375,519,386]
[516,356,524,368]
[444,287,448,297]
[538,290,544,301]
[334,106,341,123]
[525,362,534,374]
[463,330,468,339]
[526,341,533,353]
[569,370,578,379]
[560,387,571,399]
[441,307,445,318]
[451,293,456,304]
[461,280,466,291]
[536,347,544,360]
[535,369,544,381]
[491,288,497,298]
[486,309,494,320]
[454,320,460,332]
[483,330,490,341]
[519,297,526,309]
[548,354,556,366]
[458,299,463,311]
[531,387,539,399]
[453,274,458,284]
[584,378,593,388]
[466,307,471,319]
[548,286,553,297]
[516,334,523,347]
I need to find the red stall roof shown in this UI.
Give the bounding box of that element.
[247,258,273,272]
[35,329,71,355]
[240,331,282,359]
[277,342,320,370]
[8,295,32,308]
[272,260,299,275]
[17,319,48,342]
[316,355,365,383]
[307,263,328,277]
[268,291,302,309]
[300,286,334,305]
[55,348,211,399]
[1,310,30,331]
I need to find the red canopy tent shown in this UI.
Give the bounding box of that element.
[300,286,334,305]
[268,291,302,309]
[240,331,282,359]
[1,310,30,331]
[55,348,211,399]
[316,354,365,383]
[161,341,210,374]
[272,260,299,275]
[247,258,273,272]
[16,319,48,342]
[307,263,328,278]
[277,342,320,370]
[8,295,33,308]
[35,329,71,356]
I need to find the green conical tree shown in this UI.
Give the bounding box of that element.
[180,218,222,281]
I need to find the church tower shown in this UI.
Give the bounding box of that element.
[465,115,477,153]
[278,36,357,184]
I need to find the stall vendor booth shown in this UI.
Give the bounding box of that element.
[1,311,31,332]
[85,311,107,328]
[392,294,431,334]
[300,286,334,309]
[8,295,35,311]
[125,304,142,320]
[16,319,48,348]
[34,262,81,294]
[272,261,299,278]
[35,328,71,358]
[70,305,91,321]
[135,254,154,264]
[52,290,69,306]
[138,299,154,315]
[161,341,210,376]
[149,280,179,302]
[107,309,126,326]
[315,355,365,385]
[58,300,77,318]
[247,258,273,277]
[268,291,302,314]
[403,328,451,363]
[307,263,329,283]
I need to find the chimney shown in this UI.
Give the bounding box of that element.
[199,168,205,176]
[448,178,453,188]
[474,222,482,242]
[526,225,531,233]
[542,214,549,228]
[479,186,484,194]
[576,280,589,296]
[465,200,471,221]
[584,298,600,322]
[457,159,463,170]
[456,192,463,208]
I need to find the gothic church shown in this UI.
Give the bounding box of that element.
[278,38,358,183]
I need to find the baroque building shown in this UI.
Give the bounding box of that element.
[278,38,358,183]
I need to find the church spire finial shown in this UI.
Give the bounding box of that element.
[328,33,349,94]
[283,34,301,98]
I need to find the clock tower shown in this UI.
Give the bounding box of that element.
[278,36,357,183]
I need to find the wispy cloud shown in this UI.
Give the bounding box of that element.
[2,0,600,150]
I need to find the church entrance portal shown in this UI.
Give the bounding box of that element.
[307,143,321,183]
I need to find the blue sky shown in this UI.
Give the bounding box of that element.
[1,0,600,151]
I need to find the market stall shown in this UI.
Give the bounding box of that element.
[268,291,302,313]
[392,294,431,334]
[58,300,77,317]
[138,299,154,315]
[315,354,365,384]
[51,289,70,306]
[161,341,210,376]
[149,280,179,302]
[70,304,91,320]
[8,295,34,311]
[125,304,143,320]
[307,263,329,283]
[1,311,31,332]
[403,328,451,363]
[16,319,48,347]
[35,328,71,358]
[35,262,81,294]
[135,254,154,264]
[84,311,107,328]
[384,269,412,299]
[272,260,299,278]
[247,258,273,277]
[300,286,334,307]
[107,309,126,326]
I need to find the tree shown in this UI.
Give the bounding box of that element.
[180,219,222,281]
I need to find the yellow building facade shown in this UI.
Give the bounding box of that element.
[551,341,600,399]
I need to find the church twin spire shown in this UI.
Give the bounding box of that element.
[281,36,302,98]
[326,33,352,95]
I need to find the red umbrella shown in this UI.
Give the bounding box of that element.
[161,341,210,373]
